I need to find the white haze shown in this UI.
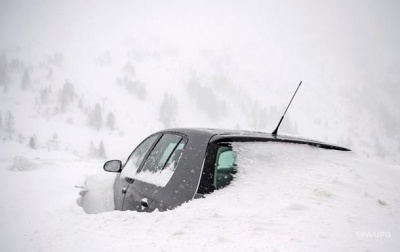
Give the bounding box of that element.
[1,0,399,162]
[1,0,400,162]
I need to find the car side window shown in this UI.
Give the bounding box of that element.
[140,134,184,173]
[120,134,160,179]
[127,133,187,187]
[214,145,236,189]
[163,141,186,170]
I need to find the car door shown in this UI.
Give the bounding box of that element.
[113,133,161,210]
[119,133,188,212]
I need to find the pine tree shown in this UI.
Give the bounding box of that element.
[97,51,112,66]
[46,67,53,81]
[98,141,106,159]
[5,111,15,139]
[18,133,25,143]
[40,88,50,104]
[48,132,59,151]
[0,54,8,87]
[59,81,75,112]
[21,69,31,90]
[51,52,64,67]
[52,132,59,150]
[106,112,116,130]
[159,93,178,128]
[0,111,3,130]
[90,103,102,130]
[186,74,226,121]
[29,136,37,149]
[78,98,84,110]
[123,61,135,76]
[119,75,147,100]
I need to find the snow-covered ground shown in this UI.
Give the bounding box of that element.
[1,142,399,252]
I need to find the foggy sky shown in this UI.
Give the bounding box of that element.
[2,0,399,60]
[1,0,399,160]
[2,0,399,90]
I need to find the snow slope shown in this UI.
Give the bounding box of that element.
[1,143,399,252]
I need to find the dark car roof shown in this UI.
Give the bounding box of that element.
[159,128,350,151]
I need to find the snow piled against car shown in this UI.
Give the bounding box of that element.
[1,142,398,251]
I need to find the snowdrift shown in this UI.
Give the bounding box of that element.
[1,143,398,251]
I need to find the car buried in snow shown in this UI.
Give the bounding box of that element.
[79,82,350,213]
[98,128,350,212]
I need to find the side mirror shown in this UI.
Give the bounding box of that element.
[103,160,122,173]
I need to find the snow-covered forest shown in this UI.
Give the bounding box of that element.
[1,0,400,251]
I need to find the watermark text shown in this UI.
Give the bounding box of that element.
[356,231,391,239]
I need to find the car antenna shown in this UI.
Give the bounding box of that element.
[272,81,302,136]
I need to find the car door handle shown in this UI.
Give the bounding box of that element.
[141,198,149,208]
